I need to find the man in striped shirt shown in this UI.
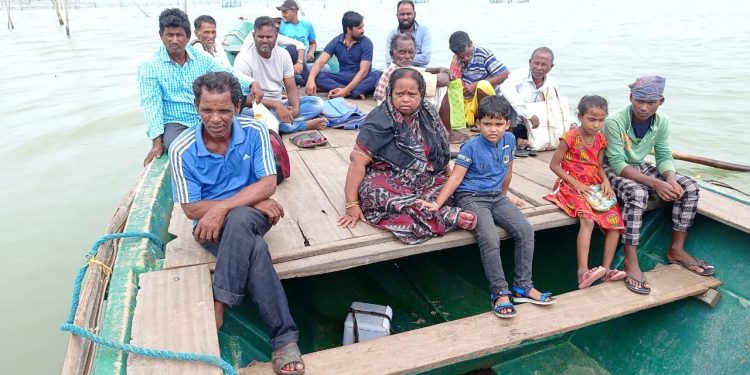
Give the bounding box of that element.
[169,71,304,374]
[139,8,263,166]
[440,31,510,143]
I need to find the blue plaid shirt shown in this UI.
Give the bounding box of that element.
[138,44,254,140]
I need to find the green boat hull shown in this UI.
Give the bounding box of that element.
[94,158,749,374]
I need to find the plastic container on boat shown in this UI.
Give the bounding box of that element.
[342,302,393,345]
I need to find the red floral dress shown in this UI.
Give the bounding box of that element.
[544,129,624,230]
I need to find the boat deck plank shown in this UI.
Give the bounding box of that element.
[127,265,221,374]
[240,264,721,375]
[697,189,750,233]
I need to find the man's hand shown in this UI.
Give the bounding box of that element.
[143,137,164,166]
[462,82,477,96]
[305,80,317,96]
[293,62,304,75]
[306,51,315,63]
[653,179,681,201]
[253,198,285,225]
[666,176,684,199]
[276,106,295,123]
[528,115,540,129]
[194,204,229,242]
[246,81,264,106]
[328,87,350,98]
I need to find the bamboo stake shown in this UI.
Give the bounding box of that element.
[61,166,151,375]
[64,0,69,36]
[52,0,64,25]
[6,0,14,30]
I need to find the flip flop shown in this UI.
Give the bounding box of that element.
[603,269,627,282]
[624,273,651,295]
[578,266,607,289]
[308,133,329,147]
[457,210,477,231]
[290,132,318,148]
[668,256,716,276]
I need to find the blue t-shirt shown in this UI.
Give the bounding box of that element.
[279,19,316,51]
[455,133,515,193]
[169,115,277,204]
[323,34,374,73]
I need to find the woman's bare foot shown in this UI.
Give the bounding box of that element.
[305,118,327,130]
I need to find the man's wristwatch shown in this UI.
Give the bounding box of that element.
[297,60,303,64]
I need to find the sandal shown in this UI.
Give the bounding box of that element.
[602,269,627,282]
[490,290,516,319]
[668,256,716,276]
[290,132,318,148]
[515,146,529,158]
[578,266,607,289]
[511,283,556,305]
[272,342,305,375]
[457,210,478,231]
[307,132,328,147]
[624,273,651,295]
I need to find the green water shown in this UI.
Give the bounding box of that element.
[1,0,749,372]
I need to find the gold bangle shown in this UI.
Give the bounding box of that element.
[345,201,360,209]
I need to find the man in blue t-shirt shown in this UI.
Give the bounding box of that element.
[277,0,317,62]
[305,11,383,99]
[169,71,304,374]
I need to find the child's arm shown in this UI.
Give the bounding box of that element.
[597,149,615,198]
[417,165,469,212]
[549,141,592,196]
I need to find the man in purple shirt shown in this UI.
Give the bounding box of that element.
[304,11,382,99]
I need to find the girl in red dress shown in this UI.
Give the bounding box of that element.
[545,95,626,288]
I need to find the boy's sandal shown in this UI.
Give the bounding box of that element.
[490,290,516,319]
[624,273,651,295]
[603,269,627,282]
[272,342,305,375]
[511,283,556,305]
[515,147,530,158]
[668,256,716,276]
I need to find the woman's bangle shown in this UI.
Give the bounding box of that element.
[345,201,360,209]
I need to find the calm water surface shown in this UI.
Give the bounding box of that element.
[1,0,748,372]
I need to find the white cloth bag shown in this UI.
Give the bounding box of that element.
[252,102,280,133]
[523,89,572,151]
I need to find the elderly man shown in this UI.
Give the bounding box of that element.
[441,30,509,143]
[604,76,713,295]
[138,8,262,166]
[373,33,449,107]
[191,15,230,67]
[384,0,432,67]
[500,47,574,157]
[169,71,304,375]
[305,11,382,99]
[235,16,326,133]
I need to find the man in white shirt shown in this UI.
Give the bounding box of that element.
[191,15,231,67]
[234,16,326,134]
[501,47,574,156]
[240,17,309,84]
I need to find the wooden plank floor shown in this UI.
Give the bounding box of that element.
[163,98,579,277]
[240,264,721,375]
[163,97,750,277]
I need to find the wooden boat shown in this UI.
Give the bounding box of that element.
[61,98,750,373]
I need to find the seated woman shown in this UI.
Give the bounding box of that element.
[337,68,477,244]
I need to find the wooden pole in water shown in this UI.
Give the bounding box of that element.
[6,0,14,30]
[64,0,69,36]
[52,0,64,25]
[672,151,750,172]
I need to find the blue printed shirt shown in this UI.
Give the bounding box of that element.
[169,115,276,204]
[460,46,507,86]
[455,133,515,193]
[138,44,254,140]
[385,22,432,67]
[323,34,374,73]
[279,19,316,51]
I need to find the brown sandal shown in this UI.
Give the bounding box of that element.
[272,342,305,375]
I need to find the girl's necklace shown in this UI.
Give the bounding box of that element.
[581,133,596,147]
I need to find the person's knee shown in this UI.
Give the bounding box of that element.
[625,186,649,208]
[579,217,595,230]
[225,206,265,234]
[679,176,700,197]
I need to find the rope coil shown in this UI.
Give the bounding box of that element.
[61,232,238,375]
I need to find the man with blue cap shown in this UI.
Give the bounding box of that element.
[603,75,714,295]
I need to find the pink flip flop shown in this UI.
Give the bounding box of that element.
[603,269,627,282]
[578,266,607,289]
